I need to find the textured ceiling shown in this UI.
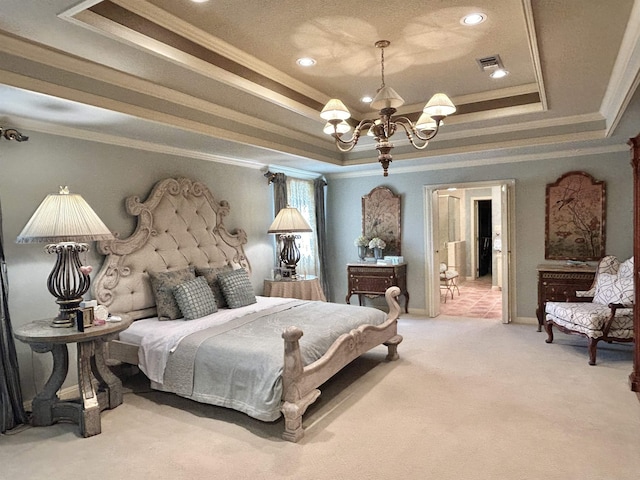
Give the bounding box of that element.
[0,0,638,176]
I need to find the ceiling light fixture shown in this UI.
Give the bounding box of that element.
[320,40,455,176]
[489,68,509,79]
[461,13,487,25]
[477,54,509,79]
[296,57,316,67]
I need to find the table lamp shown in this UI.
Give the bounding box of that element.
[267,206,312,277]
[17,186,114,327]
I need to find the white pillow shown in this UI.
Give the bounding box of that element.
[593,272,634,306]
[618,257,634,279]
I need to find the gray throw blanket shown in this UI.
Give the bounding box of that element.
[161,300,387,421]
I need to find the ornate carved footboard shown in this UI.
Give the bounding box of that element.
[280,286,402,442]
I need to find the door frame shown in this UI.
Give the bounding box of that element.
[423,179,516,323]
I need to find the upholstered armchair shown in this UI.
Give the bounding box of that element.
[544,255,634,365]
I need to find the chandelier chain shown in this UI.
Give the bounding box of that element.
[380,46,386,89]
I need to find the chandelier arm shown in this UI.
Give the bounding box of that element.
[332,119,375,151]
[394,117,441,142]
[394,121,432,150]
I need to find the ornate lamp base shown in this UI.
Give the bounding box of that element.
[46,242,91,328]
[279,233,301,277]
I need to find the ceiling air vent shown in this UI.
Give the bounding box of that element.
[477,55,503,72]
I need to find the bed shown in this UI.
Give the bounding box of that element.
[92,177,403,442]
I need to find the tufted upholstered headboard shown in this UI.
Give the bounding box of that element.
[92,177,250,320]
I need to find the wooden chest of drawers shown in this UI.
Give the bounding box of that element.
[346,263,409,313]
[536,264,596,331]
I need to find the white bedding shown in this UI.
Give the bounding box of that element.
[119,296,293,383]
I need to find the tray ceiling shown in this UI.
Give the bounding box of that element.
[0,0,638,176]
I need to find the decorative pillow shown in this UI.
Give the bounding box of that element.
[196,265,233,308]
[593,270,634,306]
[148,267,196,320]
[173,276,218,320]
[618,257,634,280]
[217,268,256,309]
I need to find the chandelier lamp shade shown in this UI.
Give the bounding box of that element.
[320,40,456,176]
[16,187,114,327]
[267,205,312,277]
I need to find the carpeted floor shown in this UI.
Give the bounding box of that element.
[1,315,639,480]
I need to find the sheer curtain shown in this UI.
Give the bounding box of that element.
[0,198,27,433]
[287,178,318,278]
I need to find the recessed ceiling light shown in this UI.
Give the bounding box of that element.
[296,57,316,67]
[489,68,509,79]
[461,13,487,25]
[361,95,373,103]
[191,0,209,3]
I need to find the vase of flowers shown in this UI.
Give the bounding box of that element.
[368,237,386,259]
[354,235,369,260]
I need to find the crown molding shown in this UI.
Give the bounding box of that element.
[521,0,548,110]
[65,3,324,121]
[330,135,625,179]
[0,32,329,150]
[103,0,330,105]
[600,0,640,135]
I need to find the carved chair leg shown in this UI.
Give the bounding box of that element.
[544,320,554,344]
[588,338,599,366]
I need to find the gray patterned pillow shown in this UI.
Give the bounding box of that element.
[196,265,233,308]
[217,268,256,309]
[148,267,196,320]
[173,276,218,320]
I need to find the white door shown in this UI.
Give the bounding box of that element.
[424,180,515,321]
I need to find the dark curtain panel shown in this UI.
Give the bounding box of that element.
[269,172,287,268]
[272,172,288,215]
[314,178,331,301]
[0,198,27,433]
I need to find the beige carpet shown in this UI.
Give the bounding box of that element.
[1,315,639,480]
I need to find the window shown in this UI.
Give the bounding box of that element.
[286,177,318,277]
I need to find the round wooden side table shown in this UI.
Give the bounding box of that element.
[14,316,132,437]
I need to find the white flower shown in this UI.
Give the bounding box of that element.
[368,237,386,249]
[354,236,369,247]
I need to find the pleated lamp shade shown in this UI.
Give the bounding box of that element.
[268,206,312,234]
[370,86,405,111]
[17,187,114,244]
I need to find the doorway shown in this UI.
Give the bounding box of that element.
[476,199,492,278]
[424,180,514,323]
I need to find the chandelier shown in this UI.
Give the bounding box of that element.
[320,40,456,176]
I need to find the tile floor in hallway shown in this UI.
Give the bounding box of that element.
[439,275,503,319]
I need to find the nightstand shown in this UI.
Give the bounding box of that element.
[346,262,409,313]
[263,276,327,301]
[14,315,132,437]
[536,264,596,331]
